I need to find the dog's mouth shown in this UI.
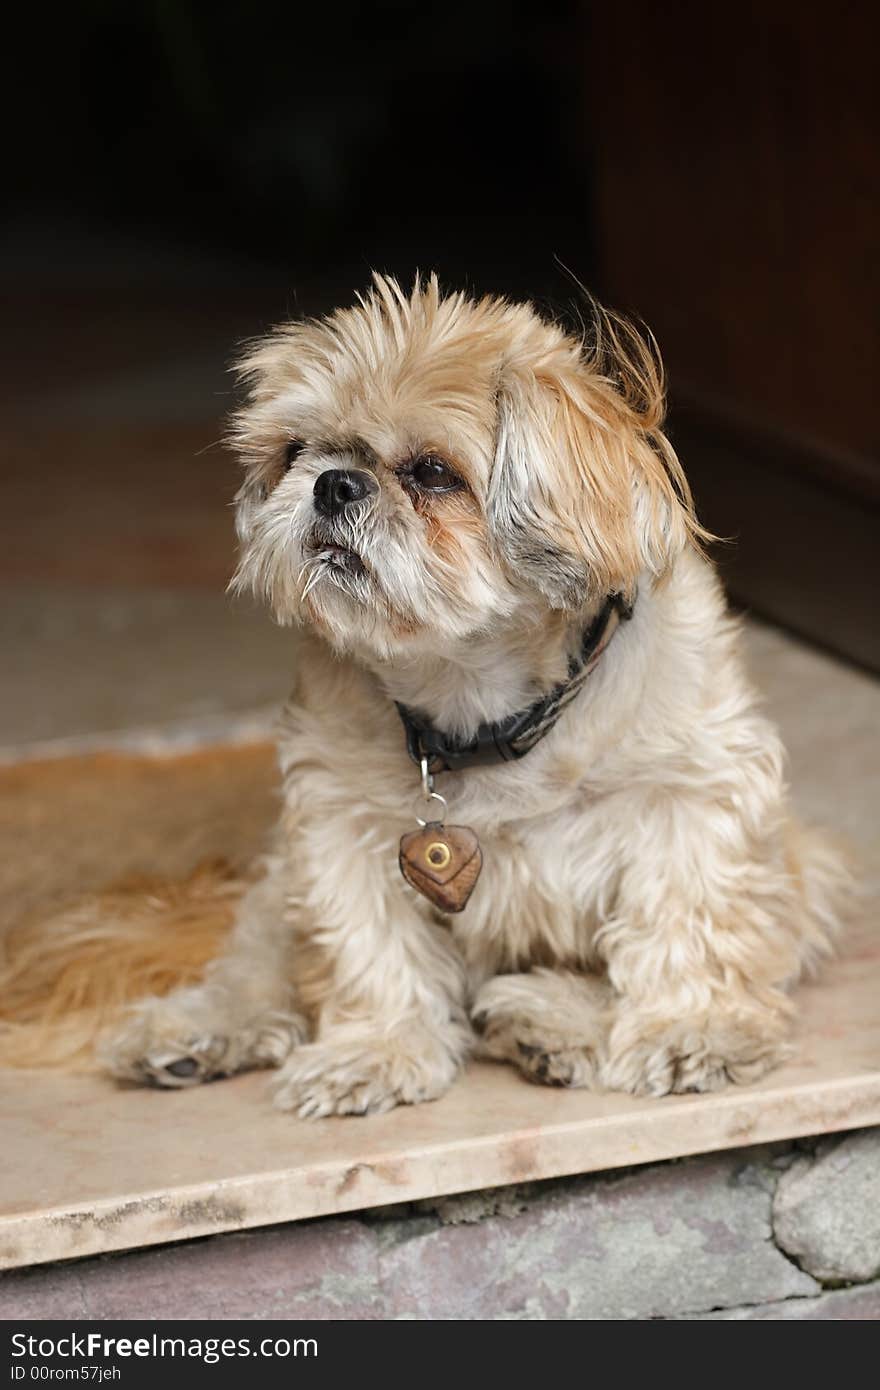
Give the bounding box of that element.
[320,542,366,578]
[303,536,368,594]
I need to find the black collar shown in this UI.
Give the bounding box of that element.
[396,592,633,773]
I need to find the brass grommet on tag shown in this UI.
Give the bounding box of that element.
[425,841,451,870]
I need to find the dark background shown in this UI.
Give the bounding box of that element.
[4,0,878,668]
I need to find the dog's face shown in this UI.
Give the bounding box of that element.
[231,276,699,659]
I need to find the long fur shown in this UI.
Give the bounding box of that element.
[3,276,852,1113]
[0,861,239,1069]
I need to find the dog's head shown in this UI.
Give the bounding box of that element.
[230,275,702,658]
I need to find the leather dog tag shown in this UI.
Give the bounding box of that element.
[399,822,483,913]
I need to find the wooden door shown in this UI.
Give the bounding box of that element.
[585,1,879,669]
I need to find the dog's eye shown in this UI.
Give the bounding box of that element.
[284,439,305,470]
[407,456,463,493]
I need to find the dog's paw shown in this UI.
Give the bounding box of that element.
[600,1011,789,1097]
[473,1013,597,1089]
[100,991,306,1089]
[513,1039,596,1088]
[106,1029,230,1089]
[272,1032,460,1118]
[471,973,606,1090]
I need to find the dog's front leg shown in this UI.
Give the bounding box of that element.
[597,794,798,1096]
[273,844,470,1118]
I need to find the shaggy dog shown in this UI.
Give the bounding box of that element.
[89,277,848,1114]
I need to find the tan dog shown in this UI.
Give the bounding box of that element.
[97,275,849,1115]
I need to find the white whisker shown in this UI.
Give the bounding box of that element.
[301,563,327,601]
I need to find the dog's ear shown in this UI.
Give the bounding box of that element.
[488,305,703,608]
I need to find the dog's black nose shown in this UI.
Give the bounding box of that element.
[313,468,375,517]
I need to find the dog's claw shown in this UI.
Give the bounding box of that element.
[163,1057,200,1078]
